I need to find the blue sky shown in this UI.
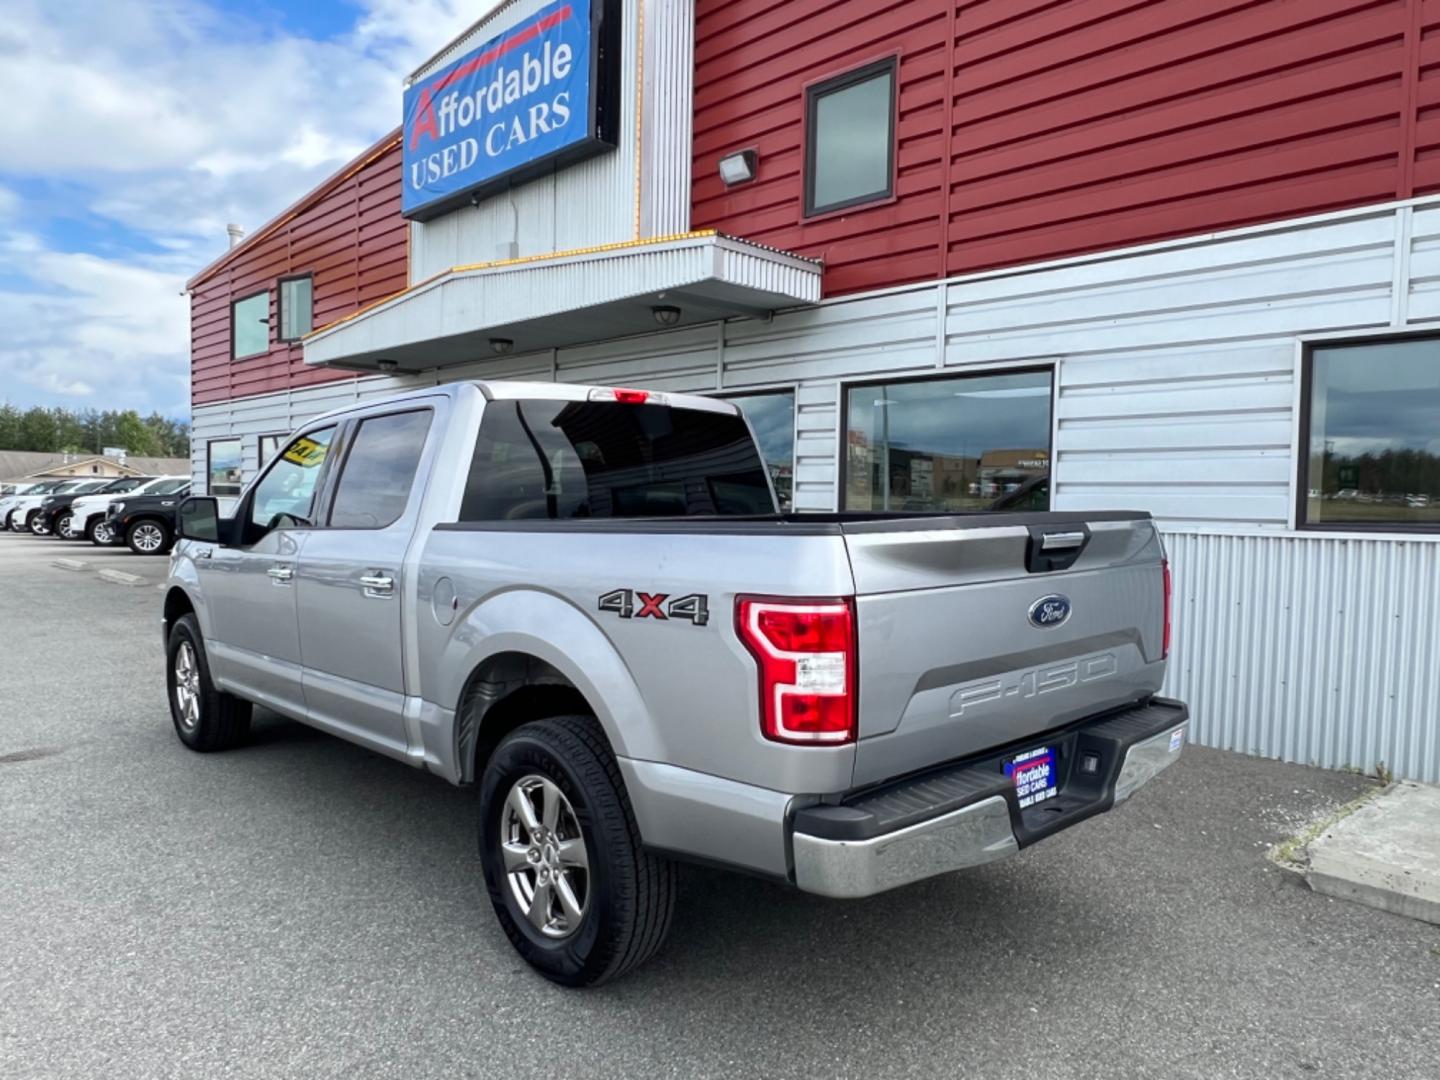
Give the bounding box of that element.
[0,0,490,420]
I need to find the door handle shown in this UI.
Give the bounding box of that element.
[359,572,395,596]
[268,564,294,583]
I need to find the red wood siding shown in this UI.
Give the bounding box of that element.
[693,0,1440,297]
[190,138,407,406]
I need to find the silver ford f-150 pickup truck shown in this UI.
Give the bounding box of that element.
[164,380,1188,986]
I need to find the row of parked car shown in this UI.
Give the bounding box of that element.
[0,475,191,554]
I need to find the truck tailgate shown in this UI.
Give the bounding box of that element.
[842,513,1167,787]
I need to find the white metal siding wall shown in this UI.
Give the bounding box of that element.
[194,197,1440,779]
[1164,530,1440,783]
[408,0,693,281]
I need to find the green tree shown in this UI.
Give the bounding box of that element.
[17,408,60,452]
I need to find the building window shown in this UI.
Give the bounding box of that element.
[804,57,897,217]
[844,370,1053,513]
[279,276,313,341]
[232,291,269,359]
[259,433,286,467]
[723,390,796,510]
[207,438,244,497]
[1301,336,1440,529]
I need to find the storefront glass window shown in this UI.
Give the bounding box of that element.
[724,390,795,510]
[232,292,269,359]
[1304,337,1440,528]
[805,59,895,216]
[207,438,243,497]
[844,371,1052,513]
[259,434,285,467]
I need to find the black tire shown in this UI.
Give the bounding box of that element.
[55,513,73,539]
[166,614,251,752]
[126,518,171,555]
[478,716,676,987]
[26,511,46,535]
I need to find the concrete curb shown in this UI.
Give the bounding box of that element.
[52,558,90,572]
[98,568,147,587]
[1304,781,1440,926]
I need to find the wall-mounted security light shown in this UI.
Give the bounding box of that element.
[718,149,758,186]
[377,359,398,373]
[489,337,514,355]
[651,305,682,327]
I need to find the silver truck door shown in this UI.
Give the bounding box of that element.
[295,407,436,758]
[200,426,336,718]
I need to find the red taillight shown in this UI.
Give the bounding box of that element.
[736,597,856,745]
[613,388,649,404]
[1162,559,1173,660]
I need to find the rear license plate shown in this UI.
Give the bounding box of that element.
[1005,746,1057,809]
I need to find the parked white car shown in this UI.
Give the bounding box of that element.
[0,482,54,527]
[3,480,109,532]
[67,475,190,543]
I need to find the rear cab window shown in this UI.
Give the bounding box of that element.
[459,399,774,521]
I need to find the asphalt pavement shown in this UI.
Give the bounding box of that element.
[1,529,1437,1080]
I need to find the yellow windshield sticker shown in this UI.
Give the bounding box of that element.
[283,437,328,468]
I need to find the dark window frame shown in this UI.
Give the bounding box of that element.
[277,274,314,343]
[205,437,244,498]
[230,289,271,360]
[802,54,900,220]
[258,432,288,468]
[323,407,435,531]
[1296,332,1440,534]
[837,365,1056,514]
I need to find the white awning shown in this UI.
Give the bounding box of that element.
[303,230,822,372]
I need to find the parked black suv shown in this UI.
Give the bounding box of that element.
[103,485,192,555]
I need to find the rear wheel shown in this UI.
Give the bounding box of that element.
[127,519,170,555]
[166,614,251,751]
[478,716,676,987]
[87,518,115,545]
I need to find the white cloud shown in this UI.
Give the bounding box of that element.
[0,0,495,417]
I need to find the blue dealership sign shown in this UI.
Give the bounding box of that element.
[402,0,619,220]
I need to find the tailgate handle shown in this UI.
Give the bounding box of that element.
[1040,531,1086,551]
[1025,524,1092,573]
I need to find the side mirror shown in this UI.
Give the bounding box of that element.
[177,496,222,544]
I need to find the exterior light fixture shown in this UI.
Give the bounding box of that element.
[377,359,398,373]
[489,337,514,355]
[651,305,682,327]
[718,149,758,186]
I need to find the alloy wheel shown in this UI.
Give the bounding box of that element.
[501,775,590,939]
[56,514,73,538]
[133,523,163,552]
[93,522,114,544]
[173,642,201,731]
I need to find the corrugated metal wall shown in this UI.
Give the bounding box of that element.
[693,0,1440,297]
[1163,530,1440,783]
[189,135,406,407]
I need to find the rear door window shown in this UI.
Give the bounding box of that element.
[328,410,433,529]
[459,399,773,521]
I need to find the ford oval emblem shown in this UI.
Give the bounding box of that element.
[1029,594,1071,629]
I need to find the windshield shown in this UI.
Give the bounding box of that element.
[99,478,146,494]
[459,399,775,521]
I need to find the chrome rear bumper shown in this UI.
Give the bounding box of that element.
[791,699,1188,899]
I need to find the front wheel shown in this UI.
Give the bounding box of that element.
[28,512,48,535]
[87,518,115,545]
[166,614,251,751]
[127,519,170,555]
[55,513,75,539]
[478,716,676,987]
